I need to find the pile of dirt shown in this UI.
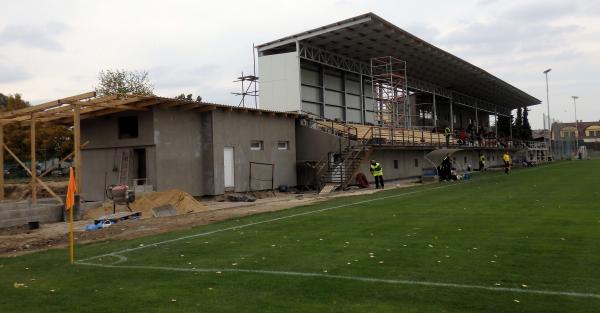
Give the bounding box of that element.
[83,189,208,220]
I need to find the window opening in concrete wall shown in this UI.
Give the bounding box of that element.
[277,141,289,150]
[118,116,139,139]
[250,140,264,151]
[414,158,418,167]
[394,160,398,169]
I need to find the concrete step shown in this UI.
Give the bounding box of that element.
[319,183,338,195]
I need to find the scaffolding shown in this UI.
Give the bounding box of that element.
[232,72,259,108]
[370,56,409,128]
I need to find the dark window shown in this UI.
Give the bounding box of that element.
[250,140,264,151]
[394,160,398,169]
[414,159,419,167]
[464,156,468,164]
[118,116,139,139]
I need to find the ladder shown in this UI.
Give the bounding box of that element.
[118,151,130,185]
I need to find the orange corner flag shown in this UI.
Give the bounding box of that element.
[66,167,76,264]
[66,167,77,211]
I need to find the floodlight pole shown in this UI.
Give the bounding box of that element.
[543,69,552,160]
[572,96,579,153]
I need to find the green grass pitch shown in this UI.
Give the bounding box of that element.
[2,160,600,312]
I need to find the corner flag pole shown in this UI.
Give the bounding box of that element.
[66,167,77,264]
[69,199,74,264]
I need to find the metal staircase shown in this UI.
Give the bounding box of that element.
[316,145,372,194]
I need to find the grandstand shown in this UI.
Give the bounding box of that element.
[257,13,547,190]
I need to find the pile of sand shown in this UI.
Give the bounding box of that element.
[83,189,208,220]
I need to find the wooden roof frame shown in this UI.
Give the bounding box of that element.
[0,92,297,126]
[0,91,298,204]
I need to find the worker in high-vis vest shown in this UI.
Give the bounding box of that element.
[502,152,511,174]
[479,154,486,171]
[444,126,452,147]
[370,160,384,189]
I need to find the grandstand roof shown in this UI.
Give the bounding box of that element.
[257,12,540,110]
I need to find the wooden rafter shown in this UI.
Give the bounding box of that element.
[3,143,63,204]
[0,92,96,119]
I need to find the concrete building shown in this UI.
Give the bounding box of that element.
[81,99,297,201]
[551,120,600,159]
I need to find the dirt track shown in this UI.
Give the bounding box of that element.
[0,183,415,257]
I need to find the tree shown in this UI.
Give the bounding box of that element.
[95,69,154,96]
[0,93,8,109]
[522,107,533,141]
[497,114,512,139]
[513,107,523,140]
[175,93,202,102]
[0,94,74,163]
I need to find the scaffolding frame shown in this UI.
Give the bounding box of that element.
[232,72,259,108]
[370,56,409,128]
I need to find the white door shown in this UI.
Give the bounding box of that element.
[223,147,235,188]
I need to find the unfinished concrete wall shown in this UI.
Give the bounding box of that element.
[296,124,350,162]
[0,200,63,228]
[153,107,205,197]
[82,110,154,149]
[81,110,157,201]
[211,110,296,194]
[357,149,426,183]
[355,148,506,184]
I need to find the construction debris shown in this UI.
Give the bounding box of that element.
[83,189,208,220]
[226,193,256,202]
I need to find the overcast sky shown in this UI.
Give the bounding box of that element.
[1,0,598,128]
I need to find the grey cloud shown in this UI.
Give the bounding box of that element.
[0,64,31,83]
[149,65,220,89]
[0,22,70,51]
[502,1,574,22]
[437,19,581,57]
[404,23,440,41]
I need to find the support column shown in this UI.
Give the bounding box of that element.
[30,114,37,203]
[449,94,454,131]
[319,65,325,119]
[495,106,498,139]
[359,73,365,123]
[475,103,479,129]
[509,118,513,141]
[0,123,3,201]
[73,104,82,193]
[432,91,437,129]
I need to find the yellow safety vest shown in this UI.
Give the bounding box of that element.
[444,127,451,136]
[370,163,383,177]
[480,155,486,163]
[503,154,510,162]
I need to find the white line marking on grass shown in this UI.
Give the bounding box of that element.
[76,262,600,300]
[77,184,455,263]
[77,161,568,264]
